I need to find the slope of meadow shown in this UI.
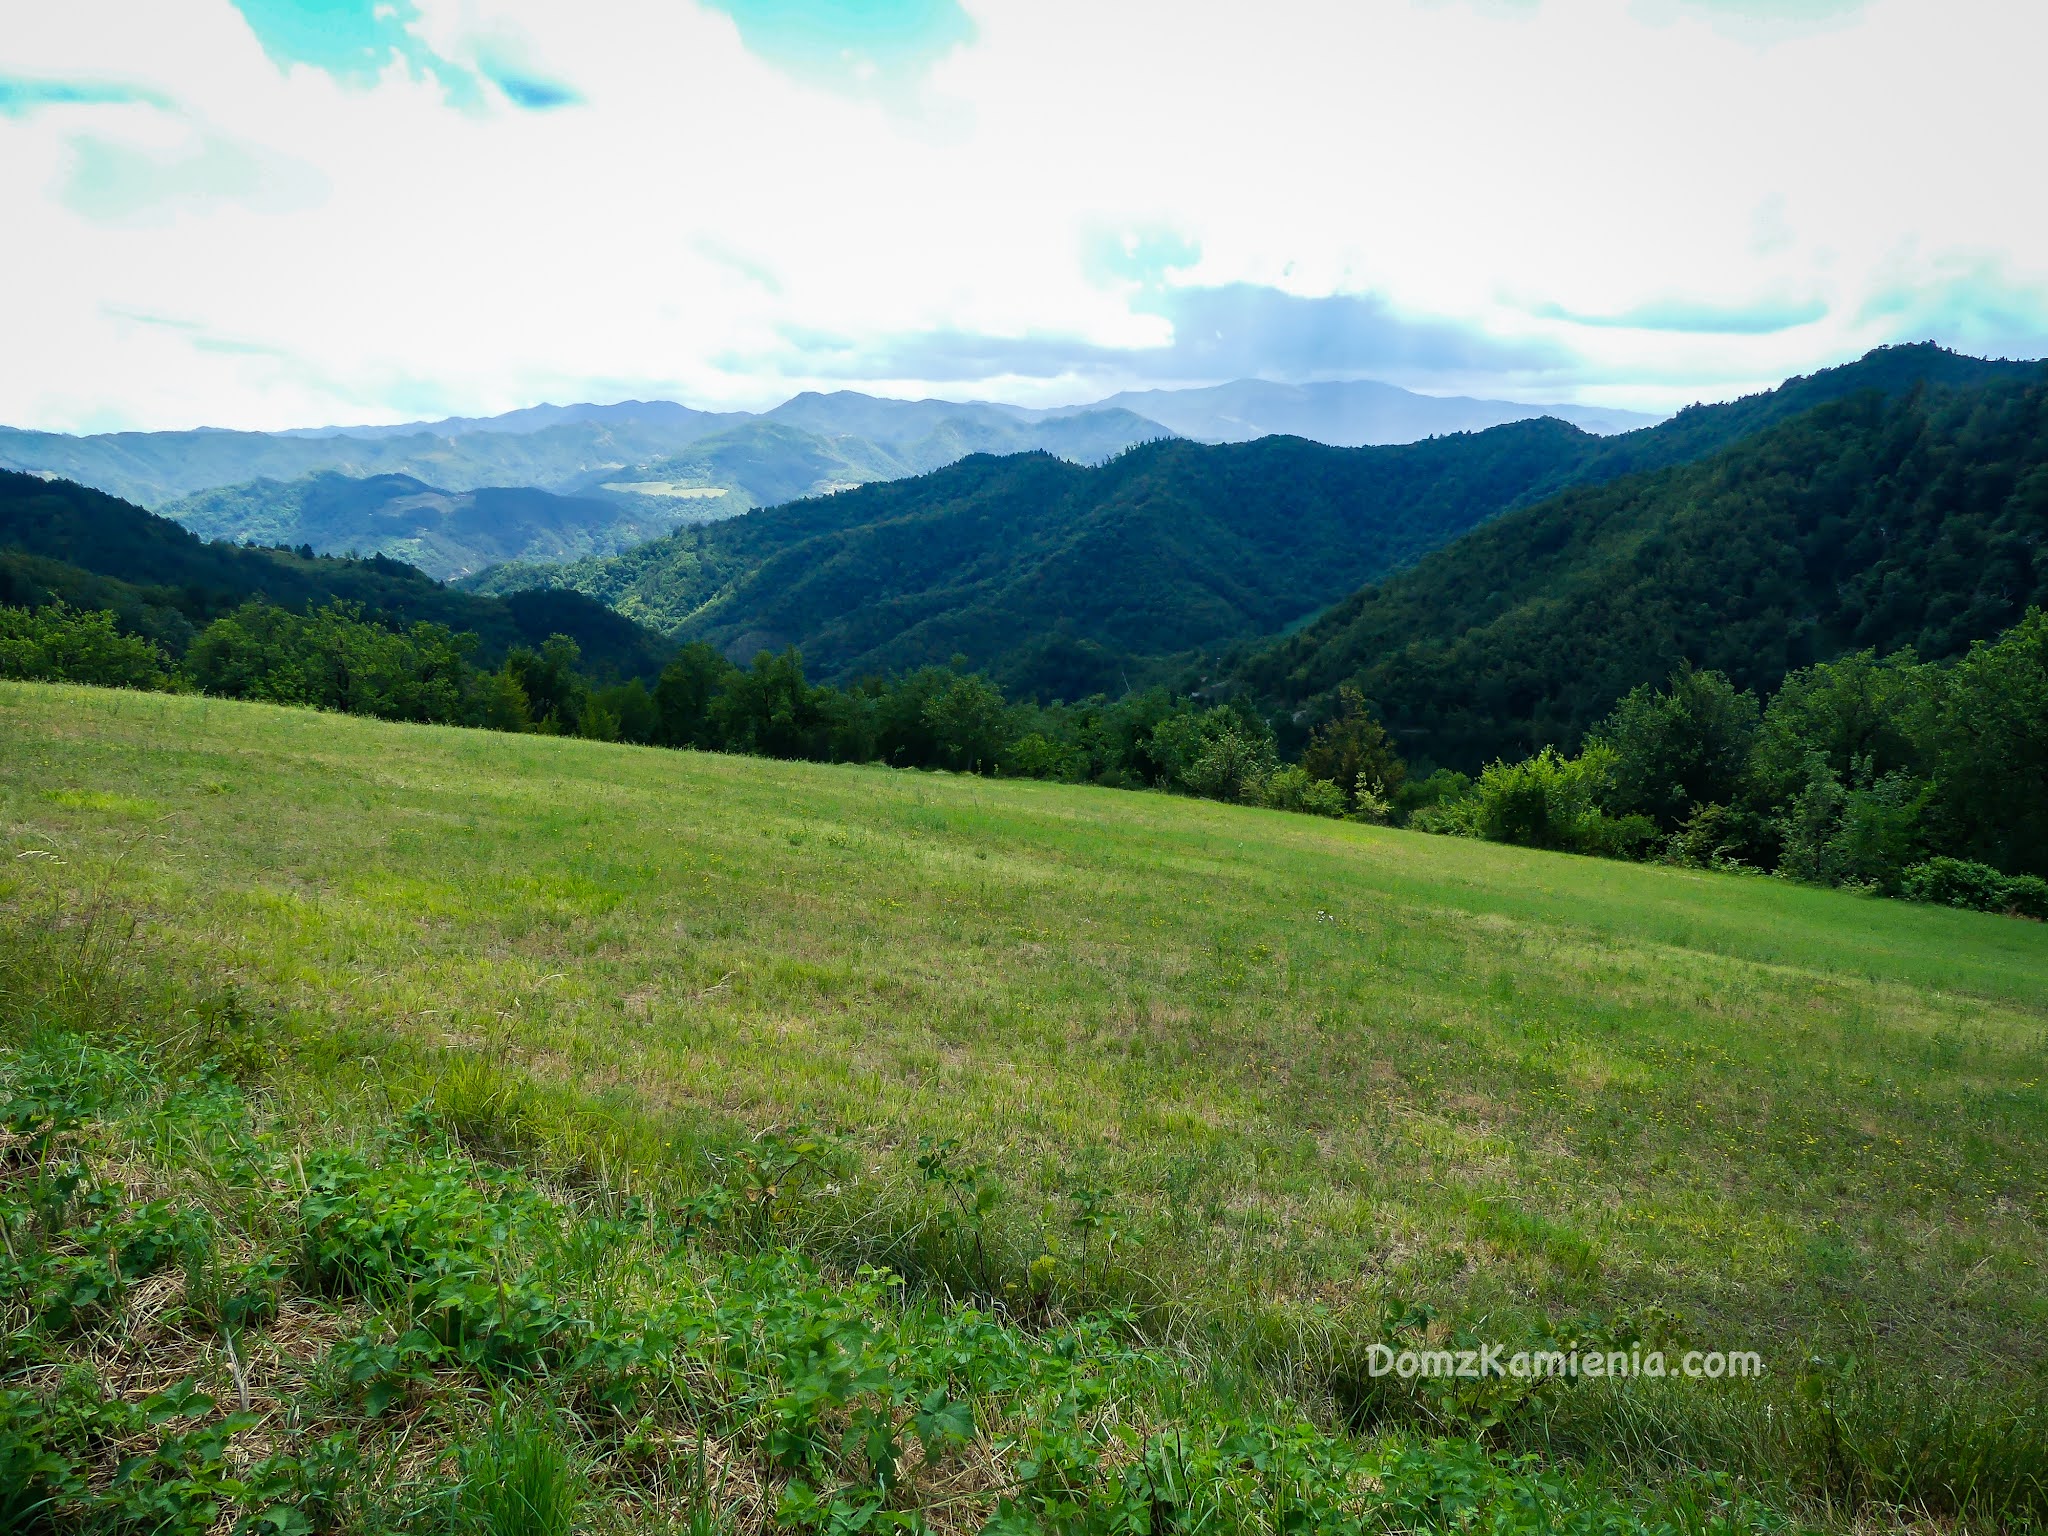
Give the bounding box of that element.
[4,683,2046,1529]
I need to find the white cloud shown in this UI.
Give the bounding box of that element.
[0,0,2043,431]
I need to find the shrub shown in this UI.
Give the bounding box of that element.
[1664,803,1771,870]
[1001,731,1084,782]
[1778,756,1929,891]
[0,602,170,690]
[1350,786,1392,824]
[1901,857,2048,919]
[1258,766,1347,818]
[1149,706,1278,802]
[1473,745,1651,857]
[1408,792,1483,838]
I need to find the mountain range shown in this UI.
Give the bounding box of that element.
[466,420,1605,700]
[463,346,2029,705]
[7,344,2040,778]
[163,473,684,582]
[0,378,1661,577]
[1228,352,2048,769]
[0,469,670,678]
[1088,378,1658,444]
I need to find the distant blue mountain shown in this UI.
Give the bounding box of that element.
[0,378,1663,573]
[1088,378,1662,445]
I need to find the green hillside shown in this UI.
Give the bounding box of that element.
[1233,365,2048,769]
[467,420,1605,698]
[466,346,2037,702]
[164,471,717,582]
[4,682,2045,1529]
[0,469,671,676]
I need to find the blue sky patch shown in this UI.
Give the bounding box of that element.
[475,53,583,111]
[228,0,577,110]
[702,0,975,89]
[230,0,435,84]
[0,75,167,117]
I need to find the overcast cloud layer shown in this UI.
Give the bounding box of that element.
[2,0,2045,432]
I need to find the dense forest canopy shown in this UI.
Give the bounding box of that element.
[1231,367,2048,770]
[464,345,2037,703]
[0,470,670,677]
[467,421,1629,701]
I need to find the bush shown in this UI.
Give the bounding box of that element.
[1258,766,1347,818]
[1408,796,1482,837]
[1664,803,1772,870]
[0,602,170,690]
[1473,745,1651,857]
[1001,731,1084,782]
[186,601,480,724]
[1778,756,1929,892]
[1901,857,2048,919]
[1150,706,1278,802]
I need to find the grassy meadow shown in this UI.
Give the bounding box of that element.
[4,680,2047,1529]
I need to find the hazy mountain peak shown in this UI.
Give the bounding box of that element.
[1094,377,1665,446]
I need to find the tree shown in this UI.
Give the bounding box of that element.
[652,642,737,749]
[504,634,585,733]
[1593,664,1759,831]
[1748,649,1925,810]
[712,647,820,760]
[185,600,479,723]
[872,667,959,769]
[593,679,659,745]
[1921,608,2048,875]
[922,674,1010,773]
[1300,685,1407,812]
[0,602,170,690]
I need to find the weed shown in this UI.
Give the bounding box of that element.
[455,1403,585,1536]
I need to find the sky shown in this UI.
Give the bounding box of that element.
[1,0,2045,433]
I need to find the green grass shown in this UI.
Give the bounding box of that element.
[4,681,2048,1526]
[0,1012,1802,1534]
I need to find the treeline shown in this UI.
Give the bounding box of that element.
[6,596,2043,919]
[0,599,1380,815]
[1401,612,2048,914]
[0,467,672,677]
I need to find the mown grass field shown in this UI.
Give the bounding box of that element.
[5,680,2043,1392]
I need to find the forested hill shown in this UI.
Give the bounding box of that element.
[163,471,696,583]
[1230,367,2048,770]
[0,470,670,677]
[467,417,1604,700]
[466,344,2036,701]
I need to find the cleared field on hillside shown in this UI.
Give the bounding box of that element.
[3,682,2044,1384]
